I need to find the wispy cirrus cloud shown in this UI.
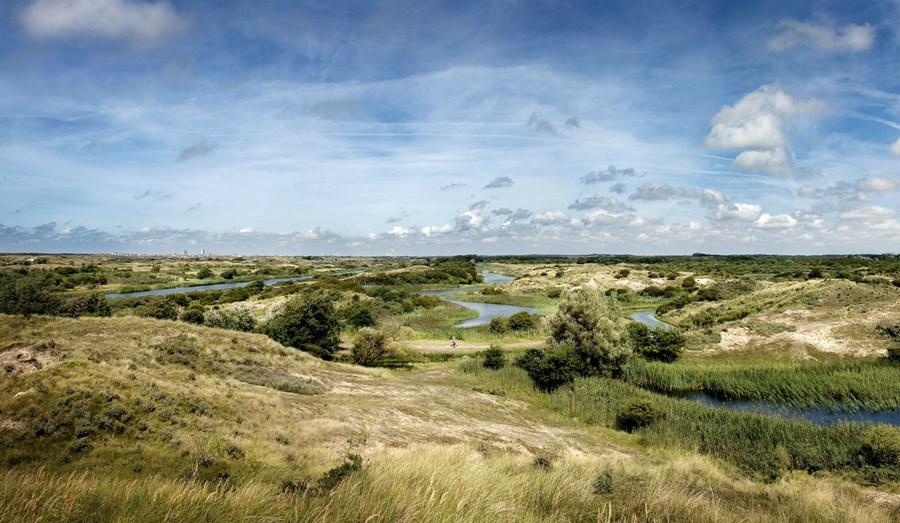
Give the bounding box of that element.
[768,19,874,53]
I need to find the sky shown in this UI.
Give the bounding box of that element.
[1,0,900,255]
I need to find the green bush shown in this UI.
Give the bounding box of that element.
[506,311,536,331]
[862,425,900,467]
[482,345,506,370]
[488,316,507,334]
[615,399,663,433]
[351,328,391,366]
[136,297,178,320]
[515,347,579,393]
[196,267,213,279]
[547,287,562,298]
[180,307,205,325]
[58,293,111,317]
[341,301,377,328]
[204,306,256,332]
[628,322,685,363]
[0,273,61,316]
[887,347,900,363]
[265,291,341,359]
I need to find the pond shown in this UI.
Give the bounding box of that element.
[420,272,539,328]
[105,275,313,299]
[629,310,671,330]
[678,391,900,427]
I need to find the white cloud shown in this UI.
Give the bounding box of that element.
[891,137,900,156]
[711,203,762,222]
[532,210,570,225]
[839,206,895,220]
[768,19,874,53]
[21,0,183,46]
[858,175,900,192]
[732,148,795,175]
[754,213,797,229]
[702,85,824,175]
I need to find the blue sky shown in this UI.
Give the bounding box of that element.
[1,0,899,255]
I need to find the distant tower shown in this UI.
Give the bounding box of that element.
[201,248,205,256]
[183,249,188,257]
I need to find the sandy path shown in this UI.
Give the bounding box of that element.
[403,339,543,352]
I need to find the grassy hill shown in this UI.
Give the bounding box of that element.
[1,314,899,522]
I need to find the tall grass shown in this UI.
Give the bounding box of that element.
[2,446,897,523]
[623,358,900,411]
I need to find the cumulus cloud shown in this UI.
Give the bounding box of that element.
[699,189,727,206]
[609,182,626,194]
[858,175,900,192]
[703,85,824,175]
[711,203,763,222]
[839,206,895,220]
[532,210,570,225]
[176,139,218,162]
[628,182,697,201]
[21,0,184,46]
[754,213,797,229]
[580,166,638,184]
[568,196,634,212]
[484,176,514,189]
[768,19,874,53]
[526,113,558,135]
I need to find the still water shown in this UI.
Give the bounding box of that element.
[420,273,538,328]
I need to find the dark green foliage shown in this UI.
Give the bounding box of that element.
[592,468,614,494]
[482,345,506,370]
[265,291,341,359]
[506,311,536,331]
[681,276,696,289]
[340,301,377,328]
[481,285,504,295]
[515,347,579,392]
[196,267,213,279]
[58,293,111,317]
[488,316,507,334]
[862,425,900,467]
[317,454,362,492]
[136,297,178,320]
[615,269,630,278]
[180,307,205,325]
[615,399,663,433]
[220,268,238,280]
[0,273,61,316]
[547,287,562,298]
[887,347,900,363]
[627,323,685,363]
[353,259,479,285]
[204,307,256,332]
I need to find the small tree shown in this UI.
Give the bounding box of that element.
[628,322,685,363]
[196,267,213,279]
[265,291,341,359]
[543,287,631,377]
[137,297,178,320]
[482,345,506,369]
[351,328,391,366]
[615,399,664,433]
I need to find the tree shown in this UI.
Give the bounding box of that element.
[351,328,391,366]
[543,287,631,377]
[489,316,507,334]
[196,267,213,279]
[0,273,61,316]
[265,291,341,359]
[515,347,579,392]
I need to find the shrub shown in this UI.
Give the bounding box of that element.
[862,425,900,467]
[481,286,504,295]
[507,311,536,331]
[482,345,506,370]
[681,276,696,289]
[137,297,178,320]
[547,287,562,299]
[204,306,256,332]
[615,399,664,433]
[351,328,391,366]
[317,454,362,492]
[592,467,614,494]
[0,273,61,316]
[544,287,631,377]
[180,307,205,325]
[489,316,507,334]
[515,347,579,393]
[628,322,685,363]
[341,301,377,328]
[58,293,111,317]
[615,269,630,278]
[887,347,900,364]
[196,267,213,279]
[265,291,341,359]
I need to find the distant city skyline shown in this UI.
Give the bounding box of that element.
[1,0,899,255]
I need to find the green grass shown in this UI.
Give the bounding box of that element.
[623,357,900,411]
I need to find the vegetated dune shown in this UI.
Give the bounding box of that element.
[1,314,899,522]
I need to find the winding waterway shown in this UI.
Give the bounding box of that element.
[420,273,540,328]
[105,276,313,299]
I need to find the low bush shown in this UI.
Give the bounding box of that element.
[489,317,507,334]
[615,399,663,433]
[516,347,579,392]
[136,297,178,320]
[482,345,506,370]
[351,328,392,366]
[204,306,256,332]
[863,425,900,467]
[506,311,536,331]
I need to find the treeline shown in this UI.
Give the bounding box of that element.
[352,258,480,286]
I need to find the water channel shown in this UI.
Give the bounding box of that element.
[629,310,900,426]
[105,276,313,299]
[420,273,540,328]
